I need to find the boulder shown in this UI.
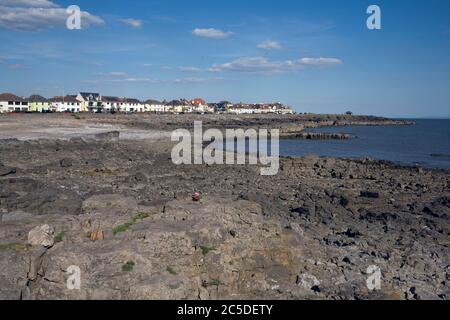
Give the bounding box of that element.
[28,225,55,248]
[296,273,321,291]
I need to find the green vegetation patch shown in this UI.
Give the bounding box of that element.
[122,261,135,272]
[113,211,153,236]
[208,279,225,287]
[166,266,177,275]
[0,243,31,252]
[132,212,151,223]
[54,231,65,243]
[200,245,215,256]
[113,222,133,235]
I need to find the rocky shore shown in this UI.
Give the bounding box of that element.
[280,132,352,140]
[0,114,447,300]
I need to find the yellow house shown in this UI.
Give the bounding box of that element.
[28,95,52,112]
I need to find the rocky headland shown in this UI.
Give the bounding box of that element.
[0,114,447,300]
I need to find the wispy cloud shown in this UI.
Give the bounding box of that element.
[257,41,282,50]
[192,28,233,39]
[172,77,223,84]
[83,77,155,84]
[213,56,342,74]
[83,76,223,85]
[0,0,104,31]
[1,0,57,8]
[95,71,128,77]
[8,63,26,69]
[119,18,143,28]
[178,66,202,73]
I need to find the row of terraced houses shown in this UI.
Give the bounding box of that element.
[0,92,294,115]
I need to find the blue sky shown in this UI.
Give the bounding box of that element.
[0,0,449,117]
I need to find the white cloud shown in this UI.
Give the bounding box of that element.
[83,77,155,84]
[207,67,221,73]
[119,18,142,28]
[192,28,233,39]
[95,71,128,77]
[257,41,282,50]
[108,71,128,77]
[83,76,223,85]
[0,0,57,8]
[0,0,104,31]
[178,66,202,73]
[298,57,343,65]
[171,77,223,84]
[213,56,342,74]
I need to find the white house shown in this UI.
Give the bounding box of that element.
[166,100,188,114]
[145,99,165,113]
[122,98,144,113]
[0,93,28,113]
[191,98,214,113]
[50,95,82,113]
[102,96,123,113]
[76,92,103,112]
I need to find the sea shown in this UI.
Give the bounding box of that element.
[281,119,450,170]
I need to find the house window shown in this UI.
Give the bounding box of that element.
[8,101,13,105]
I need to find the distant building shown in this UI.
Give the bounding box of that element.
[214,101,233,113]
[225,102,294,115]
[0,93,28,113]
[121,98,144,112]
[28,95,52,112]
[102,96,123,113]
[50,95,81,113]
[191,98,214,113]
[167,99,191,113]
[76,92,103,112]
[145,99,165,113]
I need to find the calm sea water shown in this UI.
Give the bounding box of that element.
[281,119,450,170]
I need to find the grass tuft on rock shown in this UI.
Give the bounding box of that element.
[113,211,153,236]
[132,212,151,223]
[54,231,65,243]
[113,222,133,235]
[122,261,135,272]
[200,245,215,256]
[166,266,177,275]
[208,279,225,287]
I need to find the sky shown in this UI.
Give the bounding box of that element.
[0,0,449,118]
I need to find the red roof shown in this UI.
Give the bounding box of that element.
[191,98,206,106]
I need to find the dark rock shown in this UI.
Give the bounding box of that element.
[342,257,351,264]
[360,191,380,199]
[339,196,350,207]
[59,158,72,168]
[0,163,16,177]
[342,228,361,238]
